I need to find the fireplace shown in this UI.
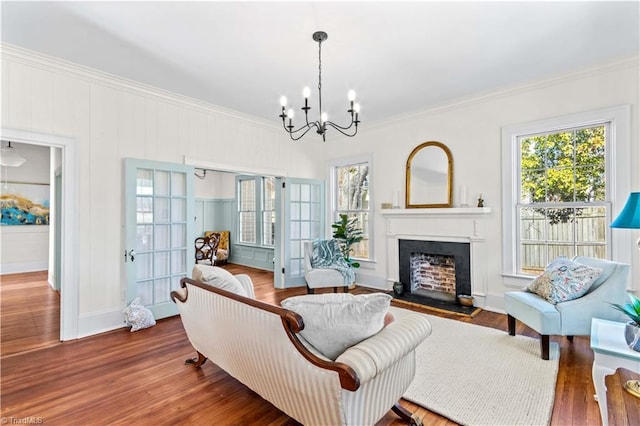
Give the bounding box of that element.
[381,207,491,310]
[398,239,471,304]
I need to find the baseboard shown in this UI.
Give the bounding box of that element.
[0,261,48,274]
[77,308,126,339]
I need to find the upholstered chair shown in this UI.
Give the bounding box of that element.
[304,240,352,294]
[205,230,229,265]
[194,233,220,265]
[504,256,629,359]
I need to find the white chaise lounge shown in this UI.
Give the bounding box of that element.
[171,275,432,426]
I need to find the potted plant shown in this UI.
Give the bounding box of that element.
[331,214,364,268]
[611,293,640,351]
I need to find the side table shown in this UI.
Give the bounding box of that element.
[591,318,640,426]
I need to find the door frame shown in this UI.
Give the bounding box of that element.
[1,127,79,341]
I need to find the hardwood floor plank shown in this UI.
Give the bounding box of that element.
[2,265,638,425]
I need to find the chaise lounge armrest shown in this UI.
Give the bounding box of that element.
[336,312,432,383]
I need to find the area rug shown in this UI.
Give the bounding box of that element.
[392,307,560,426]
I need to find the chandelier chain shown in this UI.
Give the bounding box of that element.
[317,38,322,121]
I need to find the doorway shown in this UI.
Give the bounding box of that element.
[1,128,79,342]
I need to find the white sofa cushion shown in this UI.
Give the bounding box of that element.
[192,265,249,297]
[281,293,392,360]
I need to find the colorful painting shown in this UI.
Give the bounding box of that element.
[1,183,50,225]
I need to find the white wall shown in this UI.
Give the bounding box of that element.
[0,142,51,273]
[1,44,323,336]
[323,58,640,311]
[194,170,236,199]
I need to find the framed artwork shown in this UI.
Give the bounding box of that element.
[1,182,50,225]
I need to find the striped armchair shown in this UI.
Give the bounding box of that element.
[171,277,431,426]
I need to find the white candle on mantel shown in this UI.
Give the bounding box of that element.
[460,185,468,207]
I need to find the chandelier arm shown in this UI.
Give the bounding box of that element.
[288,124,318,141]
[325,121,358,137]
[324,120,356,131]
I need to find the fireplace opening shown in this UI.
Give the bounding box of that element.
[399,239,471,306]
[409,253,457,302]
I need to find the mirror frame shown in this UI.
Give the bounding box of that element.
[405,141,453,208]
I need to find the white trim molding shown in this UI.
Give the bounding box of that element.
[1,127,80,341]
[500,105,632,277]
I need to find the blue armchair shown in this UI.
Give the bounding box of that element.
[504,256,629,359]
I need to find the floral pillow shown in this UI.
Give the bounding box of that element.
[526,257,602,304]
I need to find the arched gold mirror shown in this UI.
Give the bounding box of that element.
[405,141,453,208]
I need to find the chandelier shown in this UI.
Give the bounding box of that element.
[279,31,360,141]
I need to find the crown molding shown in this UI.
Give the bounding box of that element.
[365,55,640,132]
[0,43,279,130]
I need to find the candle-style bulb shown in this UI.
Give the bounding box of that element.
[348,90,356,101]
[280,96,287,107]
[354,103,361,113]
[321,112,328,123]
[303,87,311,98]
[287,108,294,119]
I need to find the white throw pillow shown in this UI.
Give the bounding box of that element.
[192,265,249,297]
[281,293,392,360]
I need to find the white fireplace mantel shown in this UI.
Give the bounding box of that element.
[381,207,492,306]
[380,207,492,217]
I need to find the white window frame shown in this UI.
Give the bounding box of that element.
[237,175,275,247]
[501,105,631,283]
[329,154,374,263]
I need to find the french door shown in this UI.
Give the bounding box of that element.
[124,159,194,319]
[274,178,325,288]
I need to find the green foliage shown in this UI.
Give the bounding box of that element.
[521,126,605,225]
[611,293,640,327]
[331,214,364,268]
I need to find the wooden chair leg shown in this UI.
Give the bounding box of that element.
[391,402,423,426]
[333,287,338,293]
[184,351,208,368]
[566,335,574,342]
[507,314,516,336]
[306,286,314,294]
[540,334,550,360]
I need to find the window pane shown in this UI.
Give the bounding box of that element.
[575,207,606,243]
[155,251,170,277]
[263,211,275,246]
[171,172,185,197]
[239,180,256,210]
[239,212,256,243]
[155,198,170,223]
[154,171,170,196]
[137,170,153,195]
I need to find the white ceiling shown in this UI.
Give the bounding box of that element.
[2,1,639,127]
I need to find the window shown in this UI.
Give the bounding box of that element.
[262,176,276,246]
[502,106,631,277]
[237,176,276,246]
[518,125,608,274]
[238,178,256,244]
[333,160,371,260]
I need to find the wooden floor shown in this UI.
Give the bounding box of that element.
[1,265,638,425]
